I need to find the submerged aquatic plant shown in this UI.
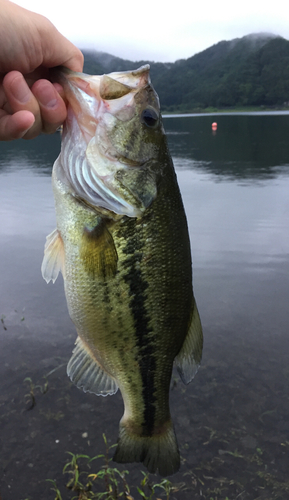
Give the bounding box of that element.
[1,314,7,330]
[137,471,173,500]
[47,434,175,500]
[24,376,49,410]
[46,479,63,500]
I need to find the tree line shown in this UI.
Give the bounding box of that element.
[82,34,289,112]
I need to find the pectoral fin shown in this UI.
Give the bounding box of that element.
[175,302,203,384]
[41,229,65,283]
[80,220,118,280]
[67,336,118,396]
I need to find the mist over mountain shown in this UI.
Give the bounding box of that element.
[82,33,289,111]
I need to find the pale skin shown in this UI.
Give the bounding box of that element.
[0,0,84,140]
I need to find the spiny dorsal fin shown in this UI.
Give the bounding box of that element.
[67,336,118,396]
[175,302,203,384]
[41,228,65,283]
[80,220,118,280]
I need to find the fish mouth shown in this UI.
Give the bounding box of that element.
[118,156,146,168]
[57,65,158,217]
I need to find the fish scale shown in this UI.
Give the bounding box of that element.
[42,65,203,476]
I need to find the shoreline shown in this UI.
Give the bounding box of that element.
[162,106,289,116]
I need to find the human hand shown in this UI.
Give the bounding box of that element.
[0,0,84,140]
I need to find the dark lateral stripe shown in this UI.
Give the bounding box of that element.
[123,235,156,435]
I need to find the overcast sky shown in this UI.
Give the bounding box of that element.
[15,0,289,62]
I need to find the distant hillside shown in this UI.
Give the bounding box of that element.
[82,33,289,111]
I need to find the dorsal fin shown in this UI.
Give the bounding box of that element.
[67,336,118,396]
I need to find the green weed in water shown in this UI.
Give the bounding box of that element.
[47,434,175,500]
[137,471,173,500]
[1,314,7,330]
[24,376,49,409]
[46,479,63,500]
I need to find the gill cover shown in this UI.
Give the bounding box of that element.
[54,66,162,217]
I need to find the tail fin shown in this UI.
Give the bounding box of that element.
[113,421,180,477]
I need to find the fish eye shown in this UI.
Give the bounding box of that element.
[141,108,159,128]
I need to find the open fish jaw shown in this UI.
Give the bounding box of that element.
[57,65,160,217]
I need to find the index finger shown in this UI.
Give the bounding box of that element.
[40,21,84,72]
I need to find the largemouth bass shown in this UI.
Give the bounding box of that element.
[41,65,203,476]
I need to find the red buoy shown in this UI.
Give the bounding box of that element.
[212,122,217,130]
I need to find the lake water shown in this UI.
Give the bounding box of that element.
[1,113,289,499]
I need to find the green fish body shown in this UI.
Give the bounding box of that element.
[42,65,203,476]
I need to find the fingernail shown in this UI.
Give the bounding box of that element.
[20,126,33,138]
[10,75,30,104]
[36,83,58,108]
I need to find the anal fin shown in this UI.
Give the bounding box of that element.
[67,336,118,396]
[41,228,65,283]
[175,301,203,384]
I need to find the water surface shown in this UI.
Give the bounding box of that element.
[0,114,289,499]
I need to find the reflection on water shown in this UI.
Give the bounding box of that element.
[0,132,60,175]
[164,113,289,180]
[1,114,289,499]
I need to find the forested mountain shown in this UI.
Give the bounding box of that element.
[82,34,289,111]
